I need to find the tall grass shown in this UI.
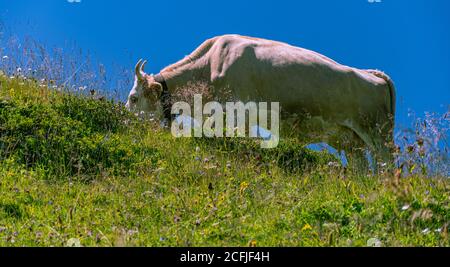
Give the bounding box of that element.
[395,110,449,177]
[0,20,133,101]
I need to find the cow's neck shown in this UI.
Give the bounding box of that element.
[153,74,173,122]
[156,59,209,121]
[159,59,209,92]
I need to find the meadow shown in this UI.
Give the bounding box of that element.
[0,72,448,247]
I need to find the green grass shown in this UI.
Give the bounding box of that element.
[0,73,449,247]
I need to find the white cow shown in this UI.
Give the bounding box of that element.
[126,34,396,170]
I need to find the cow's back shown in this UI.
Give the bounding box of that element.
[208,35,390,121]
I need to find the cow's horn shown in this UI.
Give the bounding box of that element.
[135,59,143,79]
[140,60,148,73]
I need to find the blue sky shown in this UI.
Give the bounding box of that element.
[0,0,449,127]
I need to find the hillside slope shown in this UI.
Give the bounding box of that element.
[0,74,448,247]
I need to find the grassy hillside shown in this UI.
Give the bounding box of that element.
[0,73,449,247]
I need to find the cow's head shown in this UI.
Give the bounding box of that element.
[125,59,163,113]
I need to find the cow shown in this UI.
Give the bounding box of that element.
[126,34,396,171]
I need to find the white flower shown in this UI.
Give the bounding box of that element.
[367,238,382,247]
[328,161,340,168]
[2,55,8,60]
[401,204,410,211]
[66,238,82,247]
[422,228,430,234]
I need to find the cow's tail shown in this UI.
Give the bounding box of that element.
[366,69,396,118]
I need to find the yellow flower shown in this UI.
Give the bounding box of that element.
[302,223,313,231]
[217,193,226,206]
[240,182,249,194]
[249,240,257,247]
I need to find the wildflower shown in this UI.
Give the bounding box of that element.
[240,181,249,194]
[204,164,217,170]
[367,238,382,247]
[16,67,22,73]
[127,229,138,236]
[35,231,43,239]
[2,55,8,60]
[401,204,410,211]
[66,238,82,247]
[327,161,339,168]
[416,138,424,147]
[302,223,313,231]
[418,148,425,157]
[421,228,430,234]
[248,240,257,247]
[435,228,442,233]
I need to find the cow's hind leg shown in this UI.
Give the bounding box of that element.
[332,125,371,174]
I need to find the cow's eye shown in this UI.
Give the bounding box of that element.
[130,95,138,103]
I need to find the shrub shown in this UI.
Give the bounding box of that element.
[194,137,338,173]
[0,76,160,180]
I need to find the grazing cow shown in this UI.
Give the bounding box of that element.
[126,34,396,170]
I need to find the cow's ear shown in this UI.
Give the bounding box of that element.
[143,82,162,98]
[150,82,163,95]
